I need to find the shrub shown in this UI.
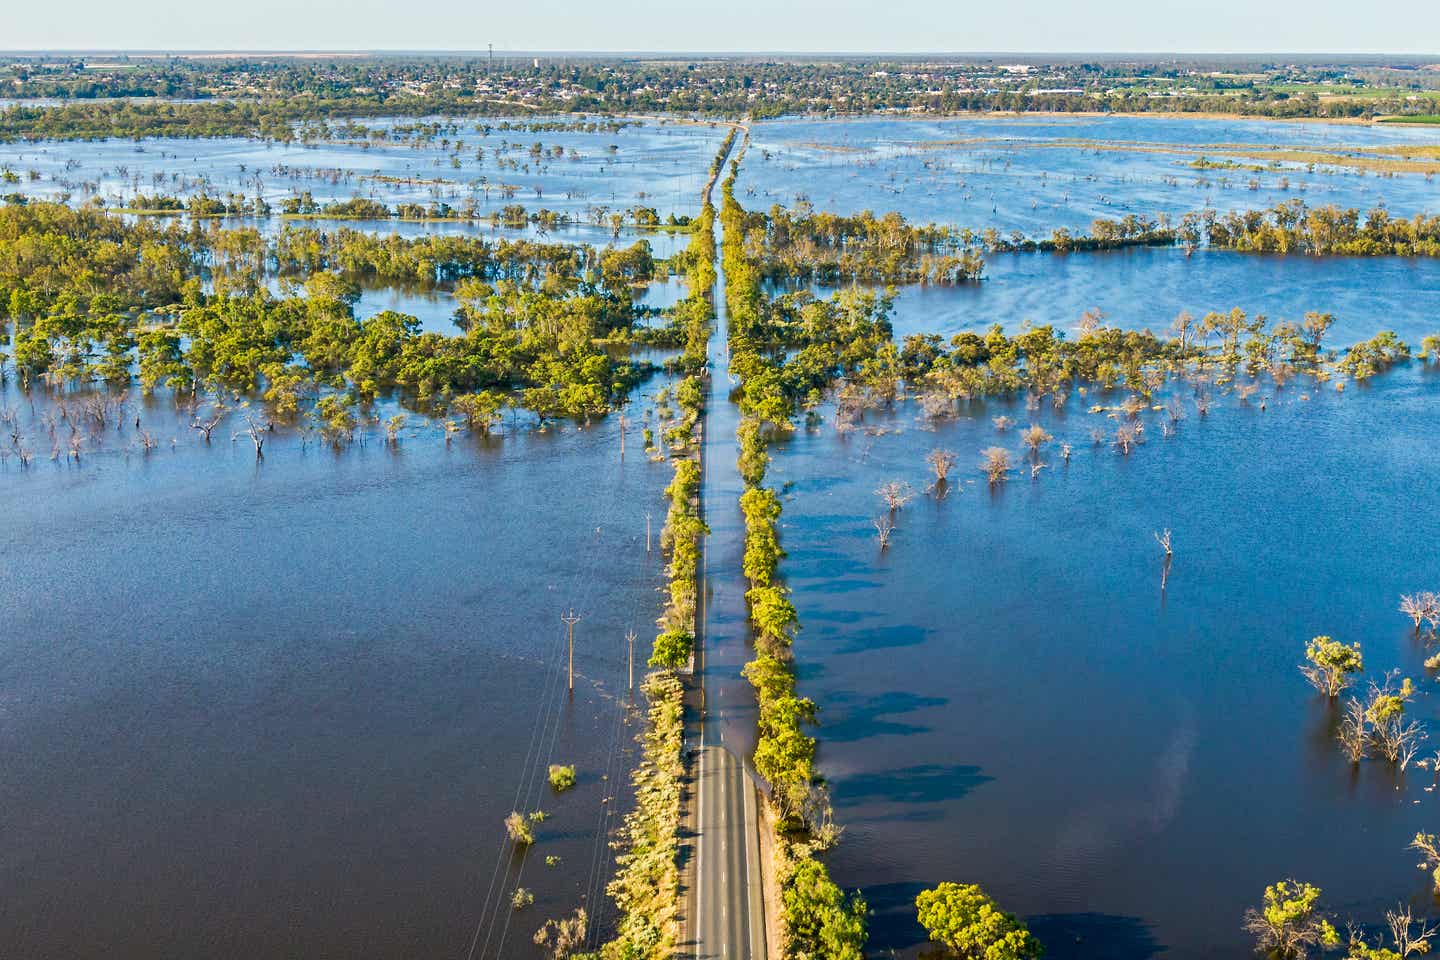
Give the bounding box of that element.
[548,764,577,792]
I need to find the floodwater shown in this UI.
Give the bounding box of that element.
[755,364,1440,959]
[738,114,1440,232]
[6,109,1440,960]
[0,115,730,221]
[0,378,675,960]
[794,246,1440,345]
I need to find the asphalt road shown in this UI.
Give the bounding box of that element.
[693,742,765,960]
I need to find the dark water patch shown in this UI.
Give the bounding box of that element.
[772,364,1440,958]
[833,763,994,806]
[819,691,950,743]
[1026,913,1168,960]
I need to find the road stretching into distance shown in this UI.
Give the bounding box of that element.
[685,124,767,960]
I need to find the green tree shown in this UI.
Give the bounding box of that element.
[1242,880,1339,960]
[1300,636,1363,698]
[783,859,867,960]
[915,883,1042,960]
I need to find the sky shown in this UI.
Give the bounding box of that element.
[4,0,1439,55]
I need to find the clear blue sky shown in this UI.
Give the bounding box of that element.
[6,0,1438,55]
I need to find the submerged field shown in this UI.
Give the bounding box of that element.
[762,363,1440,958]
[0,381,674,959]
[0,115,731,221]
[737,114,1440,233]
[4,108,1440,959]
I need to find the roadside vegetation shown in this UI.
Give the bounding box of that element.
[595,130,731,960]
[722,144,868,960]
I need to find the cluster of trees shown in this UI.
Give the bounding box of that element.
[3,57,1437,131]
[599,672,686,959]
[1205,201,1440,257]
[0,202,687,445]
[745,203,985,284]
[119,192,273,218]
[984,202,1440,259]
[599,153,722,960]
[1242,879,1438,960]
[721,152,867,960]
[103,188,687,235]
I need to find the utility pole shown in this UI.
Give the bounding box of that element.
[561,609,582,693]
[626,629,637,693]
[645,513,652,554]
[488,43,493,70]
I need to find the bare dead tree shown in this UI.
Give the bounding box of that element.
[1366,672,1424,767]
[876,480,915,512]
[239,414,269,460]
[1336,697,1369,763]
[1400,592,1440,633]
[992,415,1014,432]
[801,782,843,851]
[191,403,228,443]
[138,430,157,453]
[919,390,953,420]
[926,448,957,485]
[1114,421,1143,454]
[1060,442,1073,462]
[1410,835,1440,894]
[532,908,588,960]
[982,447,1013,486]
[1166,396,1186,424]
[873,516,895,551]
[1030,462,1047,480]
[1195,391,1211,417]
[1021,424,1052,458]
[1386,905,1439,956]
[1154,529,1174,557]
[1120,395,1148,419]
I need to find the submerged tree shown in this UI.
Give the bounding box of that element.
[1346,905,1438,959]
[505,810,534,846]
[1020,424,1052,458]
[927,448,957,485]
[1408,833,1440,894]
[1300,636,1363,699]
[1242,880,1338,960]
[532,908,588,960]
[1365,673,1423,768]
[981,447,1013,486]
[915,882,1042,960]
[876,480,915,512]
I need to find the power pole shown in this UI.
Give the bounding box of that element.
[626,629,637,693]
[561,609,582,693]
[488,43,493,70]
[645,512,652,554]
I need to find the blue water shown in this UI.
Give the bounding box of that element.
[738,114,1440,233]
[758,364,1440,958]
[0,378,677,960]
